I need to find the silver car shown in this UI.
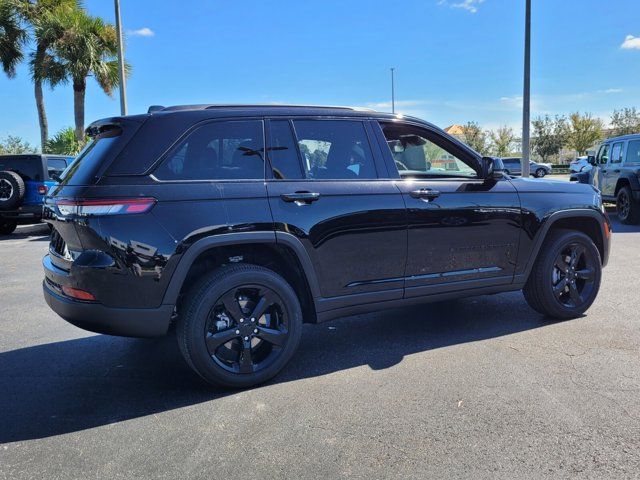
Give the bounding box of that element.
[501,157,553,178]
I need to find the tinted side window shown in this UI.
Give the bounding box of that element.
[292,120,377,180]
[268,120,303,179]
[380,122,478,178]
[155,120,265,181]
[47,158,67,179]
[610,142,624,164]
[597,144,610,164]
[625,140,640,165]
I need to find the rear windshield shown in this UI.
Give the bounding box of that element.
[58,135,119,185]
[0,156,43,181]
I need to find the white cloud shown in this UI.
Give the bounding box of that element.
[600,88,623,94]
[439,0,485,13]
[128,27,154,37]
[621,35,640,49]
[364,100,429,109]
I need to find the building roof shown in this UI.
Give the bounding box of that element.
[444,124,465,136]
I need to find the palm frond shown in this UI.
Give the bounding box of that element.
[0,0,28,77]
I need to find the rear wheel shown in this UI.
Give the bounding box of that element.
[523,229,601,319]
[177,264,303,388]
[616,186,640,225]
[0,220,17,235]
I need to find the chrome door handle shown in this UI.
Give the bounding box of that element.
[281,192,320,204]
[409,188,441,200]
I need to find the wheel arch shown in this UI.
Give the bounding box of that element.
[518,209,610,283]
[162,232,320,323]
[614,174,639,196]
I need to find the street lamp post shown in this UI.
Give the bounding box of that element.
[390,67,395,114]
[114,0,128,115]
[521,0,531,177]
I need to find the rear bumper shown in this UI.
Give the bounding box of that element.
[0,204,42,223]
[42,254,172,337]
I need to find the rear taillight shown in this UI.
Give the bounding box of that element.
[61,286,96,301]
[56,198,156,216]
[37,185,48,195]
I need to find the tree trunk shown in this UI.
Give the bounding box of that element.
[34,79,48,151]
[73,78,86,142]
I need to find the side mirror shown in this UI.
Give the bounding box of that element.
[50,172,61,182]
[587,155,596,166]
[483,157,505,180]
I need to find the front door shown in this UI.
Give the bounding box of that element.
[265,118,407,302]
[601,141,624,197]
[374,121,521,298]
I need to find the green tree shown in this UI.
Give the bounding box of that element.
[0,0,27,77]
[0,0,79,148]
[460,121,487,154]
[610,107,640,137]
[0,134,36,153]
[44,126,84,154]
[531,115,568,162]
[567,112,603,155]
[488,126,516,157]
[46,8,125,141]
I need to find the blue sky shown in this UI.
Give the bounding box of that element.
[2,0,640,147]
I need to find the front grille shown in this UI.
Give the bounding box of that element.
[50,228,67,257]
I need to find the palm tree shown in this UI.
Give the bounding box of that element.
[0,0,27,78]
[47,8,124,141]
[0,0,79,149]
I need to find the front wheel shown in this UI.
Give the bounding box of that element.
[0,220,17,235]
[177,264,303,388]
[523,229,601,319]
[616,186,640,225]
[535,168,546,178]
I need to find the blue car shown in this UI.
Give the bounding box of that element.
[0,154,74,234]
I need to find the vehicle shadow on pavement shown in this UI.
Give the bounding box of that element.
[0,224,50,242]
[0,292,552,443]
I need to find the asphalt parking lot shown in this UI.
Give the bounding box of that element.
[1,212,639,479]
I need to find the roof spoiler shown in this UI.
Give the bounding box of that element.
[147,105,165,113]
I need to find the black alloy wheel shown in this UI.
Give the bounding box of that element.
[616,186,640,224]
[551,243,597,309]
[205,285,289,374]
[523,229,602,319]
[177,264,302,388]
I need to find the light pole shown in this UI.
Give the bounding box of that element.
[390,67,395,114]
[521,0,531,177]
[114,0,128,115]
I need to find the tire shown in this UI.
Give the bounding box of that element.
[0,220,17,235]
[523,229,601,319]
[616,186,640,225]
[535,168,546,178]
[177,264,303,388]
[0,171,26,210]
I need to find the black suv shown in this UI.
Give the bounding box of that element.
[42,105,611,388]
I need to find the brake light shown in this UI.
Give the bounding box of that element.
[38,185,48,195]
[61,286,96,301]
[56,198,156,216]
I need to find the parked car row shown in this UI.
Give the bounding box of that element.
[500,157,553,178]
[0,154,74,234]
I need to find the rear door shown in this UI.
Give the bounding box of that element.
[375,121,521,298]
[265,118,407,304]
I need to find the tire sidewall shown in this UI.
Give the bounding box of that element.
[0,171,25,210]
[536,169,546,178]
[538,231,602,318]
[181,267,303,388]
